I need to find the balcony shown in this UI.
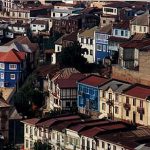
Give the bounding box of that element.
[137,107,144,114]
[123,103,131,110]
[106,99,113,106]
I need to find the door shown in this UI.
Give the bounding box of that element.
[133,111,136,124]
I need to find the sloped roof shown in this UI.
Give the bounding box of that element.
[0,97,10,108]
[78,74,108,87]
[79,26,97,38]
[4,36,39,53]
[99,79,131,93]
[131,13,149,26]
[0,49,25,63]
[123,84,150,100]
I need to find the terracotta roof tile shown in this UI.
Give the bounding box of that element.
[22,118,40,125]
[123,84,150,99]
[79,75,108,87]
[0,49,25,63]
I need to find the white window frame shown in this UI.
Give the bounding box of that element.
[0,73,4,79]
[9,64,17,70]
[10,74,15,80]
[0,63,4,69]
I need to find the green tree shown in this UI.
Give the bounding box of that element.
[58,42,88,71]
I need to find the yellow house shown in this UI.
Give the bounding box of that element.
[99,79,131,120]
[122,84,150,126]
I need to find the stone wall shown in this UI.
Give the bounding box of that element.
[139,51,150,75]
[112,65,150,86]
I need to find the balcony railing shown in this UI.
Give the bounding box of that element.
[137,107,144,114]
[106,99,113,106]
[123,103,131,110]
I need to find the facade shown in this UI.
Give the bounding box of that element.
[99,79,131,119]
[122,84,150,126]
[22,115,150,150]
[77,75,108,117]
[78,27,97,63]
[51,32,77,64]
[51,3,83,18]
[30,19,48,34]
[119,39,150,70]
[108,21,130,54]
[95,24,112,63]
[0,49,26,87]
[47,68,85,111]
[130,13,149,35]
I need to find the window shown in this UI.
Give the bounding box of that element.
[103,45,107,51]
[115,93,119,102]
[90,39,93,45]
[113,145,116,150]
[133,98,136,106]
[90,50,93,55]
[126,97,129,103]
[66,102,70,107]
[87,139,90,148]
[140,113,143,121]
[125,31,128,37]
[103,91,106,98]
[57,46,59,51]
[52,132,55,139]
[39,128,42,137]
[30,141,33,149]
[81,37,84,43]
[144,27,146,32]
[115,106,119,114]
[103,20,106,24]
[140,100,143,107]
[0,63,4,69]
[92,140,96,149]
[133,25,136,31]
[9,64,17,70]
[96,44,102,51]
[121,30,124,36]
[102,141,105,148]
[10,74,15,80]
[86,38,88,44]
[82,137,85,146]
[41,25,44,28]
[34,128,37,136]
[26,125,28,133]
[108,143,111,150]
[53,13,55,17]
[60,13,62,17]
[26,139,29,148]
[126,110,129,117]
[115,29,118,35]
[102,103,106,111]
[19,12,21,17]
[139,26,142,32]
[30,127,32,135]
[0,73,4,79]
[109,93,112,100]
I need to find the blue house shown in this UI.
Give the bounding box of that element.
[95,24,112,64]
[109,20,131,55]
[77,75,108,117]
[0,49,25,87]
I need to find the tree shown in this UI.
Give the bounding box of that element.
[58,42,88,71]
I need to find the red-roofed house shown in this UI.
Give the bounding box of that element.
[77,74,108,117]
[0,49,26,87]
[46,68,85,112]
[122,84,150,126]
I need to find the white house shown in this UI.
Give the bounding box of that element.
[30,19,48,34]
[78,26,97,63]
